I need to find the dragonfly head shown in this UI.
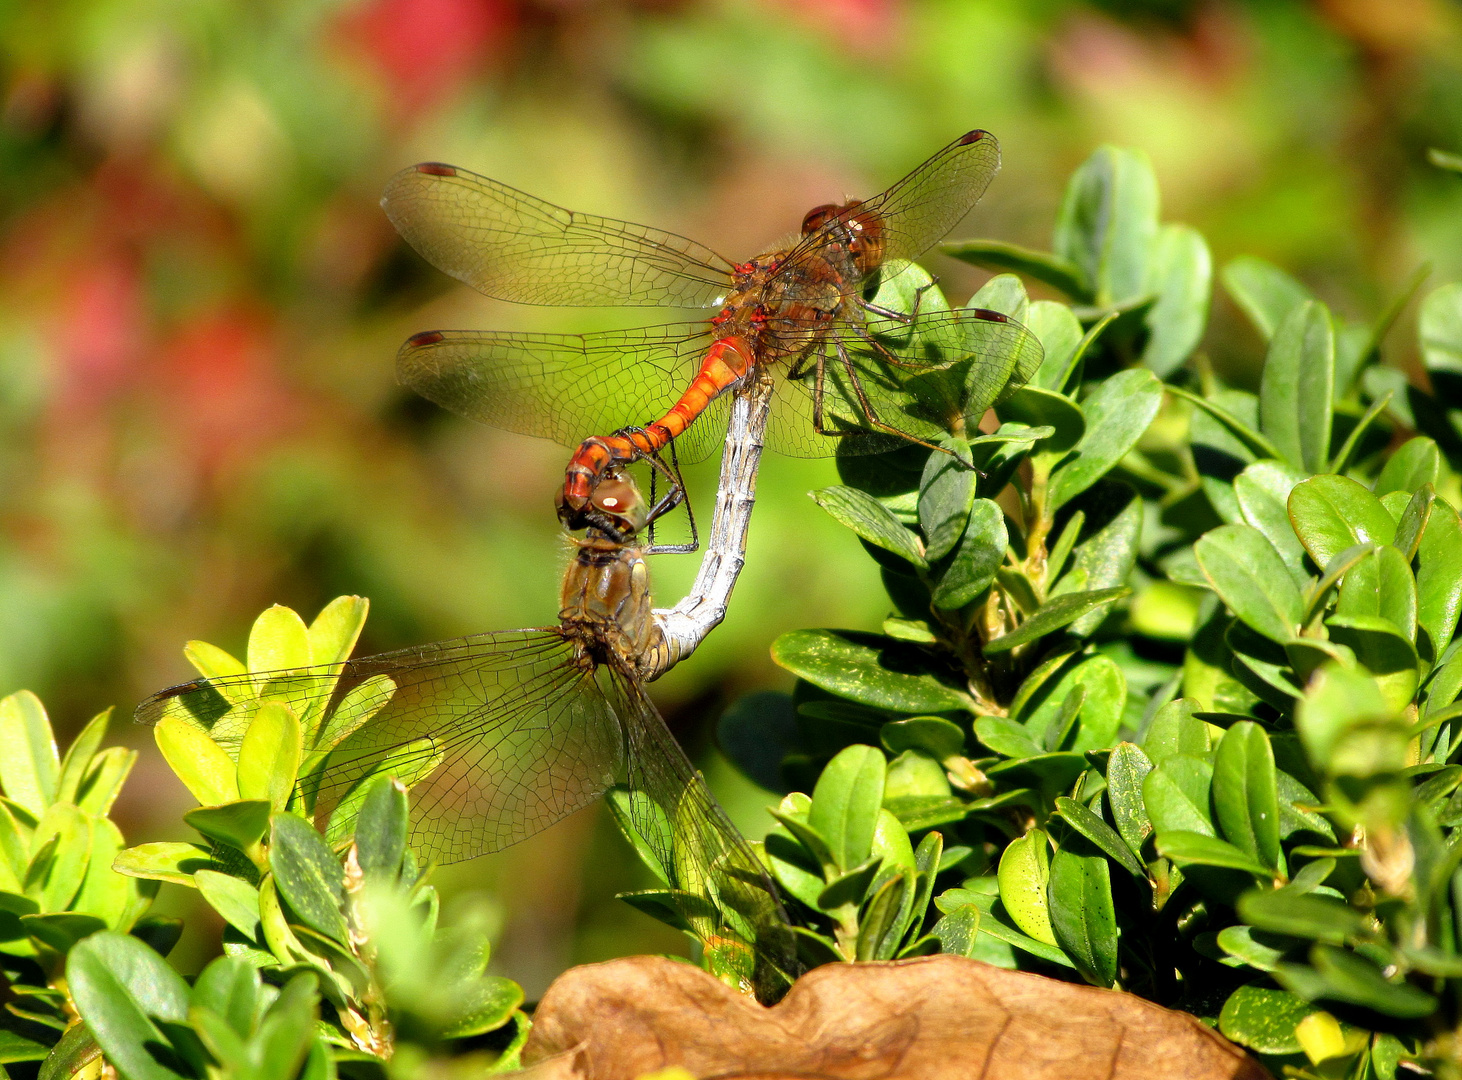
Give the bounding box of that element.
[799,199,885,276]
[557,467,648,541]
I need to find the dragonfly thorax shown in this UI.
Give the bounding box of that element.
[558,534,657,674]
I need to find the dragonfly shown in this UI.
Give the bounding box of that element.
[383,129,1044,534]
[137,468,799,1002]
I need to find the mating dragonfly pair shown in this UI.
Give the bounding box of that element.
[140,131,1044,1000]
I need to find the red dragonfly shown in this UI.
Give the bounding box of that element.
[137,469,798,1001]
[383,130,1043,533]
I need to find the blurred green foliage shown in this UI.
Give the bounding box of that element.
[2,0,1462,998]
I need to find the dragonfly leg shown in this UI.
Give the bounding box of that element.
[857,273,939,324]
[644,443,699,555]
[832,336,953,456]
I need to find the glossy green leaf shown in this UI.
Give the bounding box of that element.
[1211,722,1281,871]
[236,702,302,813]
[1195,524,1302,643]
[1143,755,1215,837]
[880,716,964,762]
[996,829,1056,946]
[1171,384,1280,462]
[1055,797,1143,877]
[1105,742,1154,857]
[1335,544,1417,641]
[1375,436,1441,496]
[1259,301,1334,472]
[1295,664,1396,773]
[353,776,408,884]
[1288,475,1395,568]
[74,815,130,928]
[930,499,1005,610]
[0,691,59,817]
[808,745,885,873]
[1052,145,1158,307]
[771,630,970,713]
[973,716,1041,759]
[1142,698,1212,763]
[1420,281,1462,373]
[1141,223,1211,376]
[67,932,190,1080]
[883,751,950,800]
[1063,482,1143,637]
[1234,461,1310,588]
[1047,369,1162,512]
[928,903,983,958]
[155,718,239,808]
[983,587,1130,653]
[1237,889,1366,943]
[918,446,975,561]
[942,239,1089,301]
[247,605,312,677]
[1222,255,1313,340]
[1019,652,1125,753]
[194,870,262,943]
[439,975,523,1039]
[1024,300,1084,390]
[306,595,368,669]
[996,385,1085,456]
[112,843,213,886]
[1047,843,1117,986]
[1391,485,1433,562]
[1155,831,1271,876]
[184,801,271,853]
[1219,985,1316,1054]
[55,709,111,807]
[1325,614,1419,712]
[1417,495,1462,660]
[1290,944,1437,1018]
[77,747,137,818]
[269,813,348,944]
[811,486,926,567]
[1215,924,1287,971]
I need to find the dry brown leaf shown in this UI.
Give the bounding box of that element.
[517,954,1272,1080]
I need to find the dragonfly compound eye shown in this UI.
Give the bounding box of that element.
[800,203,842,236]
[590,472,648,533]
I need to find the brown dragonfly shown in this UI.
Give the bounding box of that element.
[137,469,798,1001]
[383,130,1043,533]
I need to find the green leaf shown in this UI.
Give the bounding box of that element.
[1417,495,1462,660]
[811,486,926,567]
[1216,924,1288,971]
[1155,831,1271,876]
[155,719,239,808]
[1211,722,1281,871]
[0,692,59,816]
[1052,145,1158,308]
[1142,223,1212,377]
[855,873,909,962]
[1047,843,1118,986]
[1047,369,1162,512]
[1335,544,1417,641]
[439,975,523,1039]
[113,843,213,886]
[928,903,984,958]
[1025,301,1084,391]
[268,814,348,944]
[1018,652,1125,753]
[808,746,885,873]
[77,747,138,818]
[1106,742,1154,858]
[883,751,950,800]
[973,716,1041,759]
[996,386,1085,456]
[770,631,970,713]
[74,815,130,928]
[1295,664,1396,773]
[918,447,976,561]
[1420,281,1462,372]
[1142,698,1212,763]
[1375,436,1441,497]
[1054,797,1143,878]
[67,932,191,1080]
[194,870,262,943]
[236,702,302,813]
[55,709,111,807]
[306,596,369,669]
[1288,475,1396,569]
[1234,461,1310,589]
[353,776,408,884]
[1237,889,1367,943]
[931,499,1005,610]
[1259,301,1334,473]
[1222,255,1314,340]
[28,802,90,910]
[1325,614,1419,712]
[1195,524,1303,643]
[1143,756,1215,836]
[880,717,964,762]
[983,587,1130,653]
[1064,482,1143,637]
[996,829,1056,946]
[184,801,271,853]
[1283,944,1437,1018]
[191,955,263,1038]
[1219,985,1316,1055]
[941,239,1090,301]
[247,605,312,677]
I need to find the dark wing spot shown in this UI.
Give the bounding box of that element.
[968,307,1009,322]
[414,163,458,177]
[959,130,988,145]
[407,330,447,347]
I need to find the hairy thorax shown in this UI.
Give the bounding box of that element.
[558,535,657,674]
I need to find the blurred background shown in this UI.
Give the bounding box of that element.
[1,0,1459,996]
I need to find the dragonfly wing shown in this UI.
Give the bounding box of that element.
[606,669,799,1001]
[397,323,727,463]
[383,164,734,308]
[139,632,630,865]
[767,306,1043,458]
[859,130,1001,265]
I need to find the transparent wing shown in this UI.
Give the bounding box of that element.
[383,164,734,308]
[765,305,1044,458]
[397,323,729,463]
[605,669,800,1001]
[137,631,630,864]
